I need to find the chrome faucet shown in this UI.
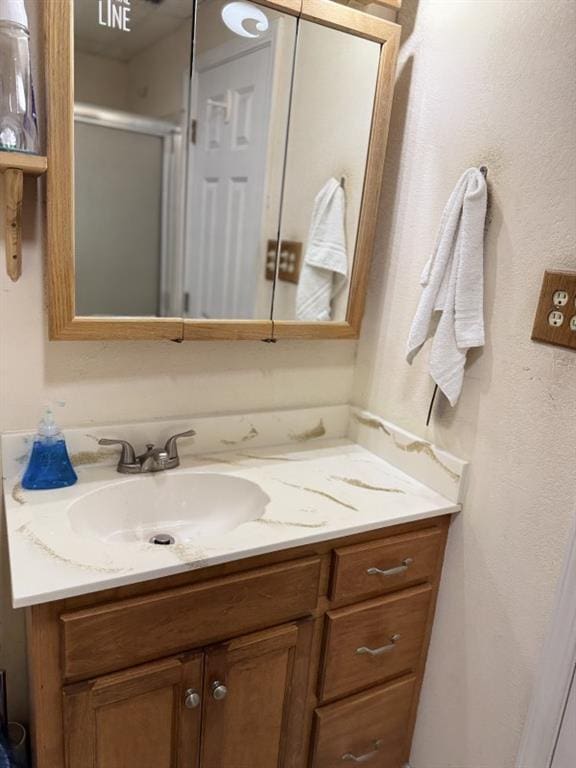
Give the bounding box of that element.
[99,429,196,474]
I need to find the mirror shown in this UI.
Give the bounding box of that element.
[271,20,380,324]
[49,0,399,339]
[184,0,296,321]
[74,0,194,317]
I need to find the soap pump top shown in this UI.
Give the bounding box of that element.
[21,408,78,490]
[37,408,60,438]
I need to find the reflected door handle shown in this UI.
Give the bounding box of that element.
[206,90,232,123]
[184,689,201,709]
[366,557,413,577]
[356,634,400,656]
[211,681,228,701]
[342,739,382,762]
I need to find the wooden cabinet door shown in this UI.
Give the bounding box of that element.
[200,622,308,768]
[63,654,203,768]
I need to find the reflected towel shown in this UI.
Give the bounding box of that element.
[296,178,348,321]
[406,168,487,406]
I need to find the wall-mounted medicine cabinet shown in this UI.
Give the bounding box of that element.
[45,0,400,341]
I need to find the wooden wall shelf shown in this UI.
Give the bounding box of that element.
[0,151,48,282]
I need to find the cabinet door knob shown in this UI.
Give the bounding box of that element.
[366,557,413,577]
[211,681,228,701]
[341,739,382,762]
[184,689,201,709]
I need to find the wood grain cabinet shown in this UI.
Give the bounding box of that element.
[311,676,417,768]
[63,655,203,768]
[63,624,307,768]
[320,585,432,702]
[26,517,450,768]
[200,623,306,768]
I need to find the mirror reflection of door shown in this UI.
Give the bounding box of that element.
[73,0,194,318]
[186,32,272,319]
[184,0,296,321]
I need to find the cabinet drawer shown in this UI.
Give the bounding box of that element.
[60,557,321,681]
[311,676,416,768]
[331,526,443,603]
[320,584,431,702]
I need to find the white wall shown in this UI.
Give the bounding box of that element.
[75,50,128,110]
[352,1,576,766]
[126,20,192,121]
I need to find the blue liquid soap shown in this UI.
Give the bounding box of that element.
[22,410,77,490]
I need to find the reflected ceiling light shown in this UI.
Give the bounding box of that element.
[221,2,269,39]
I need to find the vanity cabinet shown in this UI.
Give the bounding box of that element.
[63,623,306,768]
[26,516,450,768]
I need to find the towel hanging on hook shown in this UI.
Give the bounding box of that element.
[424,165,489,426]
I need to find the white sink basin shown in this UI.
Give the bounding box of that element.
[67,472,270,545]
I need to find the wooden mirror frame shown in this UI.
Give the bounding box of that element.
[45,0,400,341]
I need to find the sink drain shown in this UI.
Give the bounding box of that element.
[149,533,175,546]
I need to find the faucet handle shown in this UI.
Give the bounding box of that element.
[164,429,196,460]
[98,438,137,466]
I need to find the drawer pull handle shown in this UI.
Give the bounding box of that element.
[366,557,413,577]
[342,739,382,762]
[356,634,400,656]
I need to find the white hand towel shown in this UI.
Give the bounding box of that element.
[406,168,487,406]
[296,178,348,321]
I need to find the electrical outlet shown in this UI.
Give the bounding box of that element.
[548,310,564,327]
[553,290,569,307]
[265,240,303,284]
[532,270,576,350]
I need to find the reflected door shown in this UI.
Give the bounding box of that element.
[74,113,174,317]
[186,41,273,320]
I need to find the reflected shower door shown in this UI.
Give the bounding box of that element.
[74,109,179,317]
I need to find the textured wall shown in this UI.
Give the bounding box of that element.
[352,1,576,766]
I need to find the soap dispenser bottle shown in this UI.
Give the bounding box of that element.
[22,409,77,490]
